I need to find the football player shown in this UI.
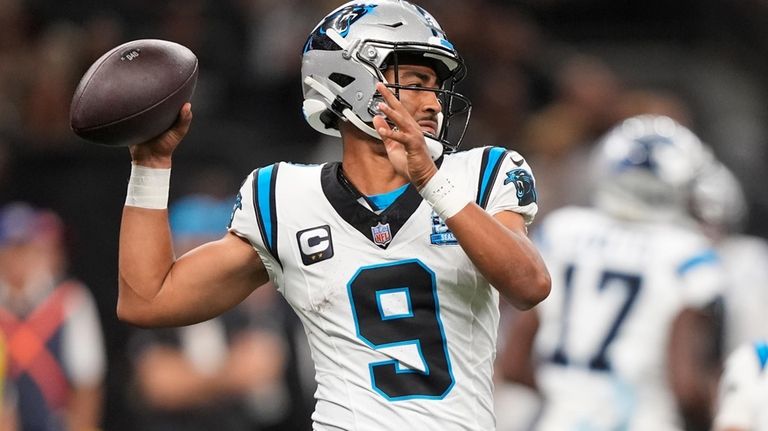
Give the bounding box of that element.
[498,115,724,430]
[115,1,550,430]
[691,147,768,431]
[689,155,768,355]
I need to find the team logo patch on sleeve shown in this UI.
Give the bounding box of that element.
[297,225,334,265]
[371,222,392,247]
[228,192,243,228]
[504,168,537,206]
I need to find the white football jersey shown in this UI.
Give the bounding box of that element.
[531,206,722,431]
[718,235,768,354]
[229,147,538,431]
[714,340,768,431]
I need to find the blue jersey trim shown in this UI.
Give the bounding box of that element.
[754,341,768,371]
[367,183,409,211]
[676,249,719,276]
[476,147,508,209]
[256,166,274,248]
[253,164,281,267]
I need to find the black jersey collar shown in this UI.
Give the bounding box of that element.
[320,160,442,249]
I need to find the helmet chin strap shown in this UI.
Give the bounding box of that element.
[303,75,444,160]
[343,112,443,160]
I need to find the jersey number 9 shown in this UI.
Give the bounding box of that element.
[348,259,455,400]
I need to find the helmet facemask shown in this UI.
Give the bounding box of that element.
[364,44,471,154]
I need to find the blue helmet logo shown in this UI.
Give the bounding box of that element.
[504,169,537,206]
[617,135,673,174]
[303,4,377,53]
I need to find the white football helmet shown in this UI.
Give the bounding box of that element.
[590,115,709,222]
[690,156,748,233]
[301,0,471,159]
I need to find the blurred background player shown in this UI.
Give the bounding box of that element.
[689,146,768,431]
[127,189,314,431]
[0,202,105,431]
[689,155,768,355]
[498,115,724,431]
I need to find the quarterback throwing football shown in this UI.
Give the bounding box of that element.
[116,1,550,430]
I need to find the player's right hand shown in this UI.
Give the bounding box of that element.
[372,83,437,189]
[129,103,193,168]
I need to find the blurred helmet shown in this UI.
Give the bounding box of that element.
[690,157,748,233]
[0,202,63,247]
[590,115,709,222]
[301,0,471,158]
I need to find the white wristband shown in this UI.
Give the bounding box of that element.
[125,163,171,209]
[418,169,471,220]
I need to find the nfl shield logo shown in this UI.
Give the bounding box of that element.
[371,222,392,247]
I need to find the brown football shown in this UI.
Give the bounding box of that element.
[70,39,198,147]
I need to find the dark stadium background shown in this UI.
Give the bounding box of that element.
[1,0,766,428]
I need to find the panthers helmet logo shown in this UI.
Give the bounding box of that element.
[504,169,537,206]
[303,4,377,53]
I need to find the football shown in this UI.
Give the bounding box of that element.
[70,39,198,147]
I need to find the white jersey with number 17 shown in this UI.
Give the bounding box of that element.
[228,147,538,431]
[532,206,723,431]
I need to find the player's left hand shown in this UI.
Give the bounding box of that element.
[372,82,437,189]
